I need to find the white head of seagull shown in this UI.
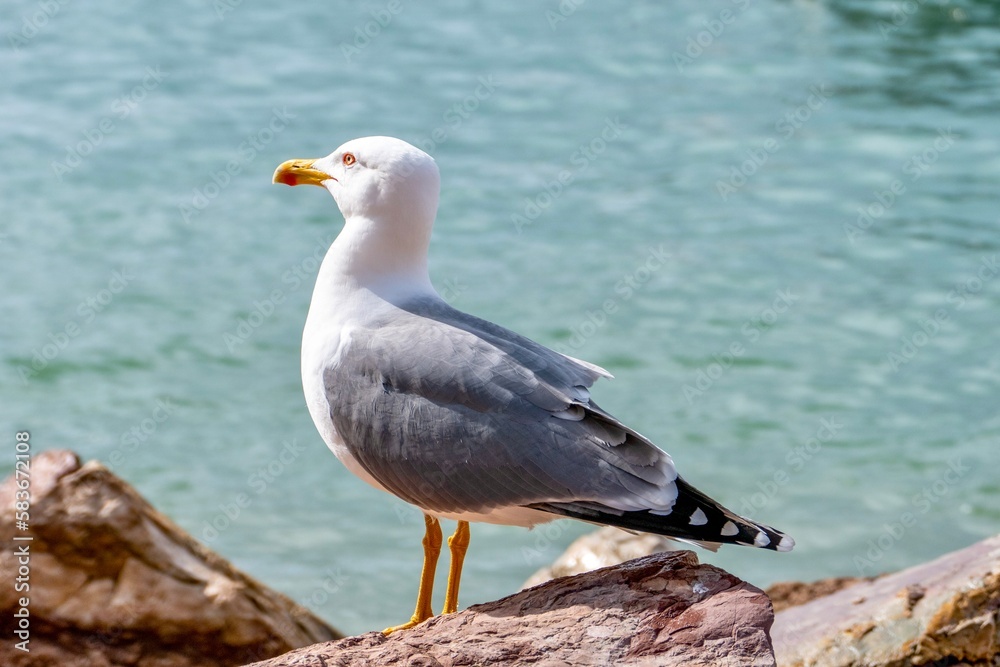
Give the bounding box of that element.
[273,136,440,294]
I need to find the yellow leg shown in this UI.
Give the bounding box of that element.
[382,514,442,635]
[442,521,470,614]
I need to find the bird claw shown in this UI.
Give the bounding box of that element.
[382,612,432,635]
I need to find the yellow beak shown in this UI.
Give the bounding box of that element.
[272,159,334,187]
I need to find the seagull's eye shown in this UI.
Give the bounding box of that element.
[343,153,357,166]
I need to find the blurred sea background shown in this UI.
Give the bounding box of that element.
[2,0,998,635]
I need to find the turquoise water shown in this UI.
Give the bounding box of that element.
[3,0,999,635]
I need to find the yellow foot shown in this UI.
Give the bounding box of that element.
[383,514,443,636]
[382,612,433,635]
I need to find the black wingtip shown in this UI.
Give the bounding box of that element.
[529,476,795,552]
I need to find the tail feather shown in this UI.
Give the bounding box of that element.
[530,476,795,552]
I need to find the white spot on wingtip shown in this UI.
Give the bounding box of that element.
[721,520,739,537]
[754,531,771,547]
[777,534,795,552]
[689,508,708,526]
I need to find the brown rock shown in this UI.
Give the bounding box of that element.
[0,449,341,667]
[771,533,1000,666]
[246,550,777,667]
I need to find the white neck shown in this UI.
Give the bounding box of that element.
[316,213,436,304]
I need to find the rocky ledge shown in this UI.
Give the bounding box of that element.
[245,549,777,667]
[0,449,341,667]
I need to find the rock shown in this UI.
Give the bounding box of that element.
[0,449,341,667]
[765,576,875,614]
[523,525,679,589]
[246,550,777,667]
[771,533,1000,666]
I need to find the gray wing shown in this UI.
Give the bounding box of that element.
[324,296,678,515]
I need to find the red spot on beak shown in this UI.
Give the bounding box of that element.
[275,171,298,186]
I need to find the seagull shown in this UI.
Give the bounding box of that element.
[272,136,794,634]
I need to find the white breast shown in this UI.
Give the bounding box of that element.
[300,228,441,502]
[300,297,391,495]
